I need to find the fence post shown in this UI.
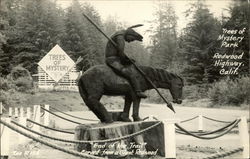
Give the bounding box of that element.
[14,107,18,118]
[0,103,2,118]
[25,107,32,143]
[163,119,179,159]
[198,115,203,132]
[20,107,24,117]
[44,105,50,126]
[0,117,11,159]
[238,116,249,158]
[9,107,12,117]
[27,107,31,119]
[0,102,2,114]
[32,105,41,134]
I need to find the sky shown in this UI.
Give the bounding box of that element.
[57,0,232,45]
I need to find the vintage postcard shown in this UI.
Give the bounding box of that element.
[0,0,249,159]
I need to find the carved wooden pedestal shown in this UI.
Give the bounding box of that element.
[74,121,165,158]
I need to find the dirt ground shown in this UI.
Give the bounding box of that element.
[2,92,249,159]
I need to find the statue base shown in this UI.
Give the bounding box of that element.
[74,121,165,158]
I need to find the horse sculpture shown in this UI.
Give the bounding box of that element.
[78,65,184,123]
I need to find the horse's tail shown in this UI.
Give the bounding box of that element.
[78,77,88,103]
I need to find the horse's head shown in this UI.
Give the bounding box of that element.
[139,66,184,105]
[169,77,184,104]
[125,24,143,42]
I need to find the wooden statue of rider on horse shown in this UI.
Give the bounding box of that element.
[105,24,147,99]
[78,14,184,123]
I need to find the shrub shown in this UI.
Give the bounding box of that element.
[0,77,16,91]
[0,90,12,107]
[14,77,33,92]
[0,67,34,110]
[183,84,209,100]
[0,76,33,92]
[145,84,209,103]
[208,76,250,106]
[5,66,34,92]
[9,66,32,81]
[0,89,23,110]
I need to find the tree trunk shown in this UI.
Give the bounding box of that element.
[74,121,165,158]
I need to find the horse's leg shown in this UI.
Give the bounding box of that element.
[86,94,113,123]
[120,94,132,122]
[132,97,142,121]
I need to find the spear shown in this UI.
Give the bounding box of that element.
[82,13,175,113]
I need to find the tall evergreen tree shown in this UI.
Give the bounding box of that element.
[62,1,105,71]
[3,0,64,74]
[62,0,87,67]
[180,0,221,84]
[103,15,125,36]
[0,0,10,76]
[221,0,249,76]
[82,3,105,68]
[199,0,249,82]
[125,42,150,66]
[148,1,178,69]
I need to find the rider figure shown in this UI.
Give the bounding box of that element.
[105,24,147,98]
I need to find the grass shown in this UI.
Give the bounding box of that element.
[1,90,125,113]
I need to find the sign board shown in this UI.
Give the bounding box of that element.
[38,44,75,82]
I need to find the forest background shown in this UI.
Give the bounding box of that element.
[0,0,249,109]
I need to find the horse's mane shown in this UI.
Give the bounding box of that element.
[139,66,183,83]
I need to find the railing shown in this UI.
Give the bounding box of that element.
[0,102,249,159]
